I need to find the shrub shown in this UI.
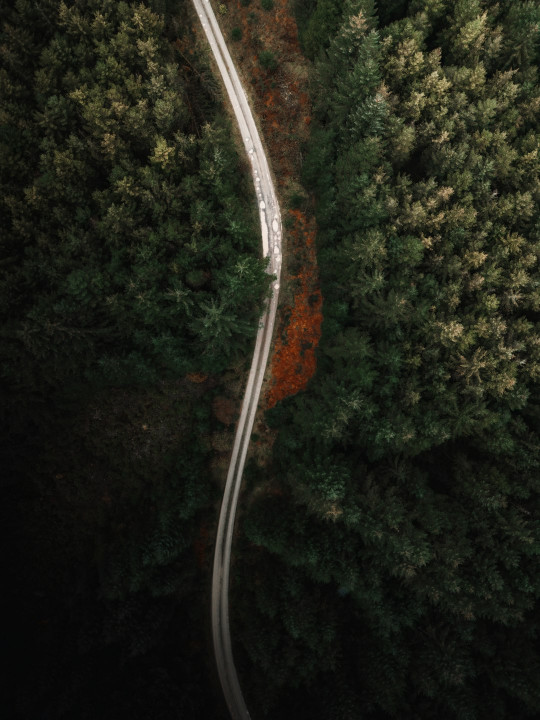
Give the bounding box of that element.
[261,0,274,9]
[231,27,242,41]
[289,191,306,209]
[258,49,277,72]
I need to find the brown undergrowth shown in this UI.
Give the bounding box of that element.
[217,0,322,409]
[266,209,322,408]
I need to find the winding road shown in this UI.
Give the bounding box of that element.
[190,1,282,718]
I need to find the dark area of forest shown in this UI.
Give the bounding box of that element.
[1,0,269,717]
[233,1,540,719]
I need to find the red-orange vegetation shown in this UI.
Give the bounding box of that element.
[217,0,323,407]
[186,372,208,383]
[266,210,322,408]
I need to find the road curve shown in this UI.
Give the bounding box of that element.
[190,1,282,719]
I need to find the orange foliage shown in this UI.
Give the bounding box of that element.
[266,210,322,408]
[222,0,323,407]
[186,372,208,383]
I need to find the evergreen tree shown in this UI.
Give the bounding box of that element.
[239,1,540,716]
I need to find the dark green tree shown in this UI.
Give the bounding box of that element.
[238,1,540,717]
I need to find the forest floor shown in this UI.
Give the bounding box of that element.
[210,0,322,468]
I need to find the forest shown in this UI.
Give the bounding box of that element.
[233,0,540,720]
[2,0,540,719]
[2,0,268,717]
[234,0,540,719]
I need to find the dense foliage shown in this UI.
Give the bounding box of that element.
[237,1,540,717]
[5,0,540,716]
[2,1,267,716]
[1,0,268,404]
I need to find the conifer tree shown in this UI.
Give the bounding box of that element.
[240,1,540,716]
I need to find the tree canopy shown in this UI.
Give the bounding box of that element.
[2,2,268,716]
[237,1,540,717]
[1,0,270,411]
